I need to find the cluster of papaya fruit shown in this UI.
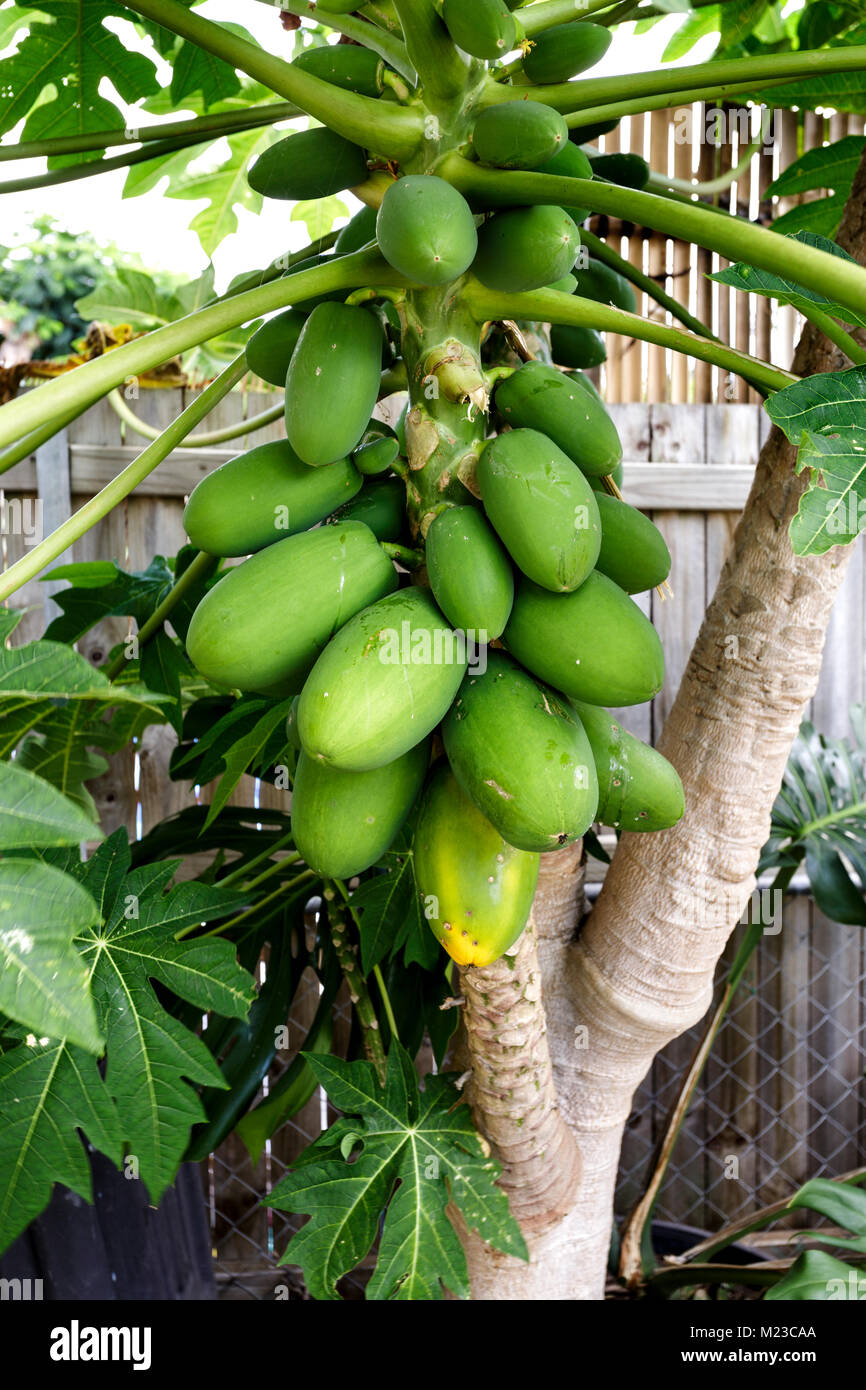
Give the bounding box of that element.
[182,9,680,970]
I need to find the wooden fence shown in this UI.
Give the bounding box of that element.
[2,390,864,1290]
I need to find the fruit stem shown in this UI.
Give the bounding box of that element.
[323,881,387,1085]
[123,0,425,160]
[103,549,219,680]
[0,356,248,603]
[381,541,425,568]
[188,871,316,939]
[519,0,621,34]
[390,0,470,111]
[1,102,302,163]
[443,157,866,326]
[106,389,285,446]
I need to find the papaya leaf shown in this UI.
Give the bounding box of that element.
[0,1039,122,1255]
[350,846,419,974]
[0,1,159,160]
[0,760,101,847]
[0,607,24,643]
[15,710,108,817]
[759,707,866,924]
[66,830,255,1203]
[43,554,174,643]
[765,1249,860,1300]
[0,858,103,1052]
[661,5,720,61]
[291,196,349,242]
[743,70,866,116]
[789,426,866,555]
[710,232,866,328]
[788,1177,866,1251]
[139,629,192,735]
[767,135,865,199]
[167,126,276,258]
[203,698,295,829]
[770,195,848,241]
[270,1043,527,1301]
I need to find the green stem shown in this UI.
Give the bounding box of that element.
[465,283,795,394]
[241,851,304,894]
[580,227,719,342]
[595,0,642,25]
[0,248,402,451]
[478,44,866,114]
[215,231,340,303]
[107,389,285,445]
[562,75,802,131]
[647,134,764,198]
[323,881,387,1084]
[0,102,301,163]
[124,0,423,159]
[519,0,621,34]
[103,549,218,680]
[381,541,424,568]
[275,2,416,82]
[0,399,90,478]
[0,356,248,604]
[217,829,298,889]
[391,0,469,108]
[0,134,223,196]
[443,158,866,324]
[801,309,866,366]
[189,871,315,939]
[373,964,400,1044]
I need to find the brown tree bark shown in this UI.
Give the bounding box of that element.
[460,148,866,1300]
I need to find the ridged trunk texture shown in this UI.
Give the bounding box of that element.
[460,148,866,1300]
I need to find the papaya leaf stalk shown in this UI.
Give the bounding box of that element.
[274,3,415,81]
[579,228,719,344]
[0,249,407,451]
[0,356,248,603]
[123,0,425,160]
[443,158,866,322]
[106,390,286,447]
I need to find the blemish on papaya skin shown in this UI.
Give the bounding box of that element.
[484,779,513,799]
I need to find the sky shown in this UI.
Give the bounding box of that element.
[1,1,809,292]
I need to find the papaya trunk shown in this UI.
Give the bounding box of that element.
[460,147,866,1301]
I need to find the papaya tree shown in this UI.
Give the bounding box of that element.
[1,0,866,1302]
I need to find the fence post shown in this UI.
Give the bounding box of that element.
[34,427,72,622]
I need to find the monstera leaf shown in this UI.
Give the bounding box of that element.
[760,706,866,924]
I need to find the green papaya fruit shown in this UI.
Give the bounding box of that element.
[376,176,478,287]
[291,738,429,879]
[473,205,579,293]
[245,308,307,387]
[572,701,684,832]
[494,359,621,476]
[535,141,593,224]
[442,651,598,851]
[588,151,650,190]
[471,101,568,170]
[478,429,600,592]
[413,761,539,967]
[183,440,361,557]
[575,256,637,313]
[442,0,516,59]
[293,45,385,98]
[327,475,408,542]
[353,422,400,475]
[550,323,607,369]
[187,521,397,698]
[334,204,378,253]
[298,587,468,771]
[595,492,671,594]
[285,302,383,466]
[425,505,514,639]
[590,461,624,492]
[247,127,368,201]
[504,570,664,706]
[523,21,612,83]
